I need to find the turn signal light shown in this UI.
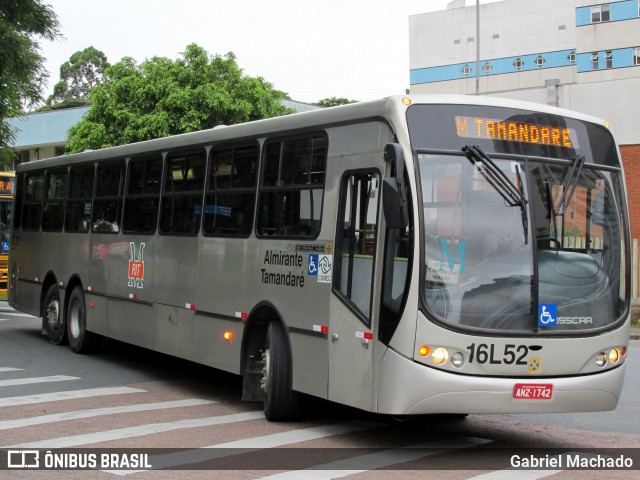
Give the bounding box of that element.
[223,331,233,342]
[419,346,430,357]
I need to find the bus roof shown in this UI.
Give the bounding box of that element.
[15,95,610,173]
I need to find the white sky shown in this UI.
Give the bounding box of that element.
[39,0,500,104]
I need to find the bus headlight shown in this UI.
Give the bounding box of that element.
[432,348,449,365]
[595,352,607,367]
[609,348,621,364]
[451,352,464,368]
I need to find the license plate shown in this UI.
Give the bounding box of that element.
[513,383,553,400]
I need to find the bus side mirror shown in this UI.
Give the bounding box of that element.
[383,144,409,230]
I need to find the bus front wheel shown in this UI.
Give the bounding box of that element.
[261,321,297,421]
[67,287,100,354]
[43,285,67,345]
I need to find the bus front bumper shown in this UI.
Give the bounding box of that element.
[377,347,625,415]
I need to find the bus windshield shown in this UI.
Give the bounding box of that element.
[409,104,628,334]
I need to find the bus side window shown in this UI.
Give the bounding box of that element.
[92,161,125,234]
[203,144,258,236]
[123,155,162,234]
[22,173,45,230]
[66,165,94,233]
[42,169,67,232]
[13,174,24,231]
[257,134,327,238]
[160,149,206,235]
[333,172,380,324]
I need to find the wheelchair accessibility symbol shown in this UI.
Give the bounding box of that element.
[308,254,319,276]
[538,303,557,327]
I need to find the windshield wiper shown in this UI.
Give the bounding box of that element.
[555,154,586,216]
[462,145,529,244]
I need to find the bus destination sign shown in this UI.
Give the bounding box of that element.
[0,178,14,195]
[455,116,579,148]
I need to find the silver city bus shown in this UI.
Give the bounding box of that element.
[9,95,630,420]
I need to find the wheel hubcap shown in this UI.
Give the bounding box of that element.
[261,349,270,393]
[46,300,59,330]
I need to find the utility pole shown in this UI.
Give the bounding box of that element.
[475,0,480,95]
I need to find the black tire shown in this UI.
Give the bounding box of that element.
[67,287,100,354]
[261,321,297,421]
[43,284,67,345]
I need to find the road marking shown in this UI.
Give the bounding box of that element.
[0,367,25,373]
[111,420,381,475]
[0,319,11,322]
[5,410,265,448]
[0,375,79,388]
[253,437,493,480]
[0,386,146,408]
[467,468,561,479]
[0,398,217,430]
[1,312,37,318]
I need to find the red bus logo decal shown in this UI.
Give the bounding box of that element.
[128,242,145,288]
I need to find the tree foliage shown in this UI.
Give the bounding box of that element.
[46,46,110,106]
[0,0,60,165]
[67,44,293,152]
[314,97,357,108]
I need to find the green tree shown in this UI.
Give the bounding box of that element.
[314,97,357,108]
[0,0,60,166]
[67,44,293,152]
[45,46,110,107]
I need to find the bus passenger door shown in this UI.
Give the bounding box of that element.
[329,170,380,410]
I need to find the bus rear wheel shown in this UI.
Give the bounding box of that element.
[43,285,67,345]
[67,287,100,354]
[261,321,297,421]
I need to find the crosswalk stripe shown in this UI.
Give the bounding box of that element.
[0,367,24,373]
[5,410,265,448]
[0,375,79,388]
[0,398,217,430]
[0,387,146,408]
[0,312,37,318]
[253,437,493,480]
[467,469,562,479]
[111,420,381,475]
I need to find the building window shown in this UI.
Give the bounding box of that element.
[634,47,640,65]
[467,37,474,43]
[591,5,610,23]
[558,25,566,30]
[482,62,493,73]
[605,51,613,69]
[513,58,524,70]
[492,34,500,39]
[462,64,472,76]
[535,55,545,67]
[568,51,576,63]
[454,39,461,45]
[591,52,599,70]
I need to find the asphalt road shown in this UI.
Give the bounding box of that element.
[1,304,639,478]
